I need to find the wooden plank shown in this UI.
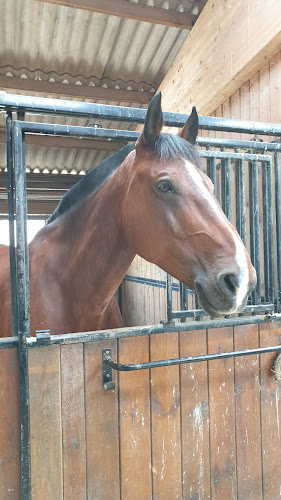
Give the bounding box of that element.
[269,52,281,124]
[35,0,197,29]
[234,324,262,499]
[208,327,237,499]
[159,0,281,116]
[28,345,63,499]
[150,331,182,499]
[180,329,210,499]
[61,344,86,500]
[84,340,120,499]
[0,75,153,104]
[0,349,21,499]
[118,336,152,499]
[259,321,281,500]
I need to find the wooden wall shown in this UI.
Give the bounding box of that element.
[0,321,280,499]
[210,52,281,138]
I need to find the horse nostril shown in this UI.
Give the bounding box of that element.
[219,273,240,296]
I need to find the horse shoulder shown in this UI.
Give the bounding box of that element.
[98,296,123,330]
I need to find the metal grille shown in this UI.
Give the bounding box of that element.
[167,140,281,321]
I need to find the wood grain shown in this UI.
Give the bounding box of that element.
[28,346,63,500]
[150,331,182,499]
[118,336,152,500]
[180,329,210,499]
[159,0,281,115]
[234,324,262,499]
[61,344,86,500]
[84,340,119,500]
[208,327,237,499]
[259,321,281,500]
[0,349,21,499]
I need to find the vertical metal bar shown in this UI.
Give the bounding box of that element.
[249,161,254,304]
[262,161,269,302]
[210,156,217,197]
[224,157,231,221]
[221,159,226,213]
[274,152,281,311]
[166,274,173,322]
[235,159,246,245]
[6,113,18,337]
[267,158,274,304]
[179,282,188,322]
[252,160,261,303]
[14,120,31,499]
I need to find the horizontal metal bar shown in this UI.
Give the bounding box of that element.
[22,313,281,347]
[198,137,281,152]
[0,337,18,349]
[200,150,271,162]
[13,124,277,164]
[103,344,281,372]
[1,313,281,350]
[171,304,275,319]
[1,94,281,134]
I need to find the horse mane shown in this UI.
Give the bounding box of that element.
[147,133,202,169]
[47,133,201,225]
[47,143,135,224]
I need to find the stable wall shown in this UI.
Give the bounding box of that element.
[0,322,281,499]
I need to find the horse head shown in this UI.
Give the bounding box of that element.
[122,92,256,317]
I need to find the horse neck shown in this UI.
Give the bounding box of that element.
[32,159,135,314]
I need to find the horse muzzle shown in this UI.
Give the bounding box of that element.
[194,269,257,317]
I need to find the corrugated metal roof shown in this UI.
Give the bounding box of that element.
[0,0,207,176]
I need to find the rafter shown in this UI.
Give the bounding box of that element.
[35,0,197,28]
[0,75,153,104]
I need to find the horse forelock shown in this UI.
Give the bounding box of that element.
[143,133,201,170]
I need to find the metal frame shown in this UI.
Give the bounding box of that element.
[1,93,281,499]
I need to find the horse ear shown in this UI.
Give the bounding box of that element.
[179,106,198,145]
[139,92,164,148]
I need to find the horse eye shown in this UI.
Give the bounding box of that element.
[156,181,173,193]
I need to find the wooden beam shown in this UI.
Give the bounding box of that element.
[157,0,281,116]
[35,0,197,29]
[0,131,126,151]
[0,75,153,104]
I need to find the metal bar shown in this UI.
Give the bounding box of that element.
[19,314,281,348]
[1,93,281,135]
[262,161,269,302]
[224,157,231,220]
[14,120,31,499]
[235,158,246,245]
[253,159,261,303]
[103,344,281,372]
[209,156,217,196]
[166,274,173,322]
[267,158,274,304]
[274,152,281,311]
[6,113,18,337]
[171,303,274,319]
[200,150,271,162]
[0,336,18,349]
[198,137,281,152]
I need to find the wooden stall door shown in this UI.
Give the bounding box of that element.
[26,324,281,500]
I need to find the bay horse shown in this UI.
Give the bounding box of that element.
[0,93,256,337]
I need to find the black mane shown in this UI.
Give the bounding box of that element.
[47,143,135,224]
[147,133,201,169]
[47,133,201,224]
